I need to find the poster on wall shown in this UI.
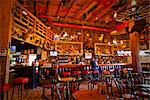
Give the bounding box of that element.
[0,48,7,56]
[85,53,92,59]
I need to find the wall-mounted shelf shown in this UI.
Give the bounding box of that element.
[12,1,54,49]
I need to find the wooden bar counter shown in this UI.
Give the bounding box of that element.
[53,64,91,69]
[53,63,132,69]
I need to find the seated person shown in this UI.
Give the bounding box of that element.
[90,57,100,78]
[90,57,99,70]
[79,57,85,64]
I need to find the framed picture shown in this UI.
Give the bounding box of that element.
[0,48,7,56]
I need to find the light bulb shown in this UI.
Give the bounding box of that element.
[114,12,117,18]
[113,39,117,45]
[131,0,136,6]
[120,40,123,44]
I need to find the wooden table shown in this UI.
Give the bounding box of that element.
[58,77,76,99]
[73,90,106,100]
[59,77,76,82]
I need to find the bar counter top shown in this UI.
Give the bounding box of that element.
[53,64,90,69]
[40,63,52,68]
[52,63,132,69]
[97,63,132,66]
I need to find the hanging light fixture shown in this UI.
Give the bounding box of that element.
[114,12,117,18]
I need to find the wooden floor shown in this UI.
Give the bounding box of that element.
[5,82,97,100]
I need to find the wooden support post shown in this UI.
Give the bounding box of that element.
[130,32,141,72]
[0,0,13,84]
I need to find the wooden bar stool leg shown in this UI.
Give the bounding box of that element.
[18,85,20,97]
[42,88,45,98]
[1,93,4,100]
[21,84,22,100]
[51,87,54,100]
[25,83,28,96]
[6,90,9,100]
[11,85,15,100]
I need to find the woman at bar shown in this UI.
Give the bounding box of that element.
[79,56,85,64]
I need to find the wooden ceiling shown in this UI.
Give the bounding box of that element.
[19,0,149,31]
[19,0,128,28]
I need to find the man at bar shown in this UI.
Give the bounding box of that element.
[90,57,100,78]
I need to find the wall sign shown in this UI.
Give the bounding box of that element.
[0,48,7,56]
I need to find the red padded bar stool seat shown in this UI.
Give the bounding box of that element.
[92,70,99,74]
[0,84,10,100]
[11,77,29,100]
[13,77,29,84]
[73,71,81,75]
[82,70,91,74]
[62,72,71,77]
[0,84,10,93]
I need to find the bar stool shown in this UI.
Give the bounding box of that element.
[82,70,92,79]
[40,74,57,100]
[102,70,114,96]
[0,83,10,100]
[62,72,71,77]
[82,70,93,89]
[92,70,99,79]
[11,77,29,100]
[72,71,82,90]
[72,71,81,78]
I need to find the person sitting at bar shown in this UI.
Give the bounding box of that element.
[90,57,99,70]
[76,56,80,64]
[79,56,85,64]
[90,57,100,78]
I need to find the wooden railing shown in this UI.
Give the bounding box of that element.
[12,1,54,48]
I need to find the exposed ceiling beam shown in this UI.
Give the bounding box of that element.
[84,0,109,21]
[75,0,97,19]
[46,0,49,15]
[65,0,76,18]
[91,0,119,22]
[55,1,61,16]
